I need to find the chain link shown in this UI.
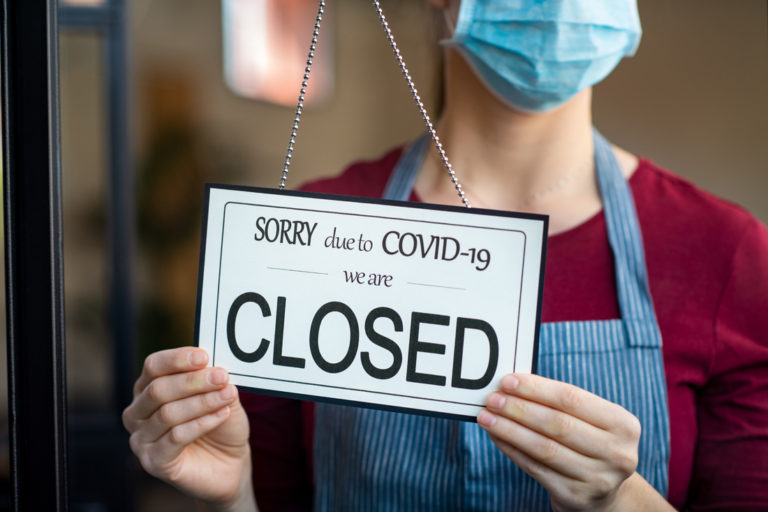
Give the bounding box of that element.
[371,0,470,207]
[279,0,325,190]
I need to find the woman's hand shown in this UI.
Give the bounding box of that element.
[477,374,671,512]
[122,347,256,512]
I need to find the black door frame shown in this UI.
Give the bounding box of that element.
[2,0,133,509]
[2,0,69,510]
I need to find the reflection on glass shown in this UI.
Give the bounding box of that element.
[59,32,111,411]
[60,0,106,5]
[223,0,334,106]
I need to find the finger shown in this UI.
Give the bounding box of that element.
[137,385,238,443]
[134,348,209,396]
[151,406,232,467]
[485,392,607,458]
[126,366,229,426]
[478,409,596,480]
[500,374,629,430]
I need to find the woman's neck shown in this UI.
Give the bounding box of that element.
[414,50,636,234]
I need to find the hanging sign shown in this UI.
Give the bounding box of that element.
[195,185,547,420]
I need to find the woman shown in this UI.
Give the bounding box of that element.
[122,0,768,510]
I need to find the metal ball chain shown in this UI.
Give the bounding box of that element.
[371,0,470,208]
[279,0,470,208]
[279,0,325,190]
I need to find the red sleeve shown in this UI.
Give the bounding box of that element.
[688,218,768,510]
[242,392,313,512]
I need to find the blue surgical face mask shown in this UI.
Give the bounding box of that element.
[442,0,642,112]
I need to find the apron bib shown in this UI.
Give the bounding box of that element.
[313,130,670,511]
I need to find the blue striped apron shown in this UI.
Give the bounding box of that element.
[314,130,670,510]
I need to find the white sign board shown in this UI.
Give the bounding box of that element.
[196,185,547,420]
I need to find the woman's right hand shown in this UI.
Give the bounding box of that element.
[122,347,256,511]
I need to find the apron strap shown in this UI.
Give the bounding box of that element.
[382,133,430,202]
[593,129,661,347]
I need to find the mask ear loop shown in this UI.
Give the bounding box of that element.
[279,0,471,208]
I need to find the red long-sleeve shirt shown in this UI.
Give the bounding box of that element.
[242,147,768,511]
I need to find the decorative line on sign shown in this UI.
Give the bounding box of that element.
[407,282,466,291]
[267,266,329,276]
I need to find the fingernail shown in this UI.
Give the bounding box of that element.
[501,375,519,391]
[190,350,208,366]
[208,368,228,385]
[487,393,505,409]
[219,385,236,400]
[478,410,496,427]
[215,406,230,418]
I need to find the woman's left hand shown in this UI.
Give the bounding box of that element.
[477,373,647,512]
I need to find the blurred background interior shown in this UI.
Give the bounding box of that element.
[0,0,766,510]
